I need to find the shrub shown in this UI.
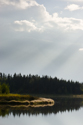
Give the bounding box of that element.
[0,84,2,94]
[1,83,10,94]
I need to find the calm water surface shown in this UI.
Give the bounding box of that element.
[0,98,83,125]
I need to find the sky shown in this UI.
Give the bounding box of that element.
[1,0,83,82]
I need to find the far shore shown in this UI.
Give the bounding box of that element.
[30,94,83,98]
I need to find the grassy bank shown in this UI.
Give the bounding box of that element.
[0,94,38,101]
[0,94,54,105]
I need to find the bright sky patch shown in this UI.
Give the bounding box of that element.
[1,0,83,82]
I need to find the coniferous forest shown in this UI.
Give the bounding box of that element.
[0,72,83,95]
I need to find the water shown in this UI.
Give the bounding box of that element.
[0,98,83,125]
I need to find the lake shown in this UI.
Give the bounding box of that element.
[0,97,83,125]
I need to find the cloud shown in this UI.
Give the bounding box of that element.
[0,0,38,9]
[14,13,83,32]
[13,3,53,32]
[51,13,83,30]
[14,11,83,32]
[65,4,81,11]
[14,20,44,32]
[4,0,82,32]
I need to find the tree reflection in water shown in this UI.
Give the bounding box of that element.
[0,98,83,117]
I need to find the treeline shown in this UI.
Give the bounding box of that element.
[0,72,83,95]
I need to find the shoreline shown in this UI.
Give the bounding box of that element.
[0,97,54,106]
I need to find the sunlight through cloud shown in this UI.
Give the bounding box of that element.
[79,48,83,51]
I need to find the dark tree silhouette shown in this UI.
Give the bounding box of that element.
[0,72,83,95]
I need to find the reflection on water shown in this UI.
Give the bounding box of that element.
[0,98,83,117]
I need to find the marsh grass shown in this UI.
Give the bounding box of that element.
[0,94,54,105]
[0,94,38,102]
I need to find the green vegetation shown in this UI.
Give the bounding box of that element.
[0,94,39,105]
[0,94,54,105]
[0,94,38,101]
[0,72,83,95]
[0,83,10,94]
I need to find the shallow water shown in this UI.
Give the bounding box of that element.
[0,98,83,125]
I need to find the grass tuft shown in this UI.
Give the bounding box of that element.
[0,94,38,102]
